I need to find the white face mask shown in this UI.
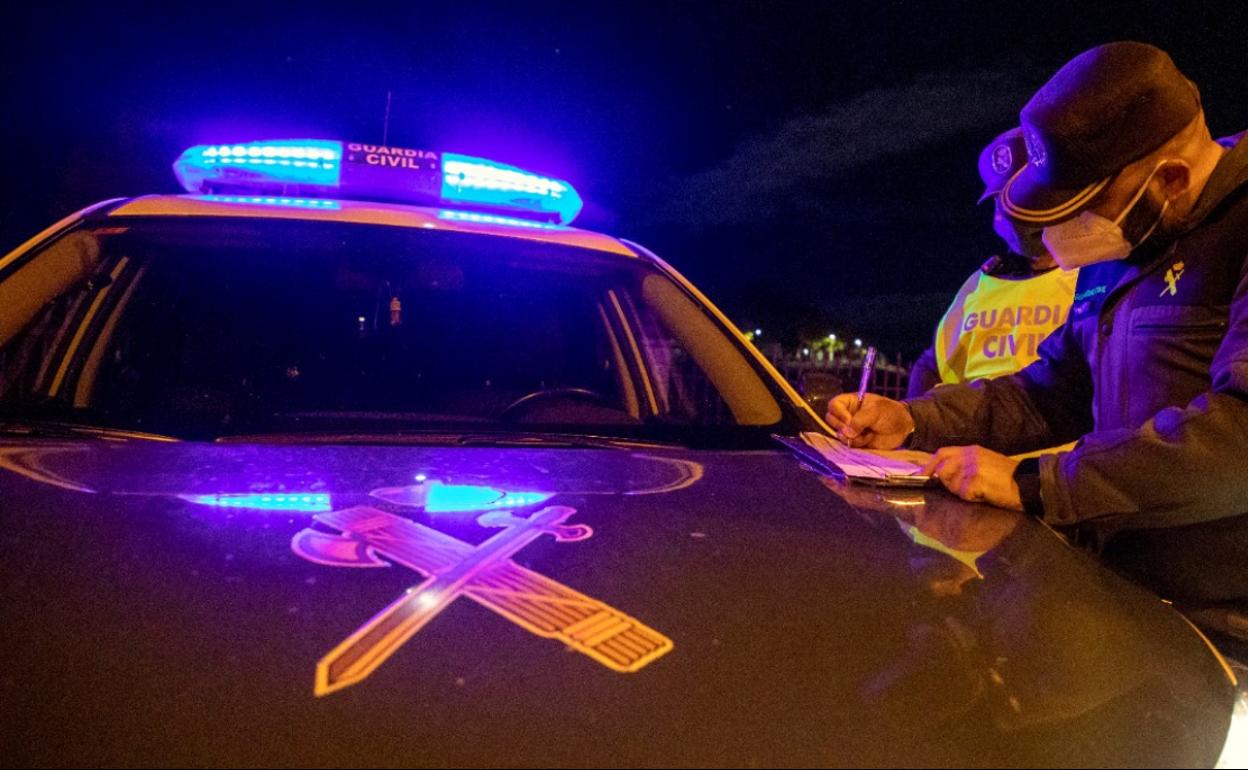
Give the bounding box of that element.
[1041,161,1173,271]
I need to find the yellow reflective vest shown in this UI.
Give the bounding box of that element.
[934,264,1079,385]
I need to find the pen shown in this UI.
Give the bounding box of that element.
[854,346,878,414]
[835,346,877,444]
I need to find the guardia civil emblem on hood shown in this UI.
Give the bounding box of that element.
[292,487,673,696]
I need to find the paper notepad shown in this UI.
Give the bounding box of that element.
[800,431,935,486]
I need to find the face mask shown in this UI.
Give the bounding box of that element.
[1041,161,1175,270]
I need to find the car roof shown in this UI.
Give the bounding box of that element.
[106,195,640,259]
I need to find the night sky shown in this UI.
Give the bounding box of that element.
[5,1,1248,355]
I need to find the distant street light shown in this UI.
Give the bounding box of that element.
[854,338,863,348]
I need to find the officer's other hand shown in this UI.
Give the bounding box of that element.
[921,446,1023,511]
[825,393,915,449]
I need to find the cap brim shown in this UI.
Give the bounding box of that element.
[1001,165,1112,225]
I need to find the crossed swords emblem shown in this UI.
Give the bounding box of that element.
[292,500,673,696]
[1161,261,1186,297]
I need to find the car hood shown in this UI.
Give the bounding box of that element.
[0,439,1235,767]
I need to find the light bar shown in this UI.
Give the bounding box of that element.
[174,140,583,224]
[201,195,341,210]
[174,140,343,193]
[437,210,561,230]
[441,153,583,225]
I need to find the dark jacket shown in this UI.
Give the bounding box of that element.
[907,132,1248,602]
[908,347,942,398]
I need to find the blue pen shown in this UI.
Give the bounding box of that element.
[854,346,878,414]
[836,346,877,443]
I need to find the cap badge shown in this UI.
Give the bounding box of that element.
[991,144,1014,175]
[1024,128,1048,168]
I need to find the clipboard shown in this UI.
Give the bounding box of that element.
[778,432,940,488]
[852,473,941,489]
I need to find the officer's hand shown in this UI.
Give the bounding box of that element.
[921,446,1023,511]
[825,393,915,449]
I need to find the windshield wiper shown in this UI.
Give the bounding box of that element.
[0,420,178,442]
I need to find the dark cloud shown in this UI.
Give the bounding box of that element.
[649,69,1038,227]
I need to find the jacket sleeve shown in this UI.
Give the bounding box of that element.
[905,316,1095,455]
[906,346,942,399]
[1036,252,1248,531]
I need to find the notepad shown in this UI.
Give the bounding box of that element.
[800,431,937,486]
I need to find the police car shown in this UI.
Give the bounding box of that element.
[0,139,1243,767]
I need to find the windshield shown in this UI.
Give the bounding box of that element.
[0,215,795,446]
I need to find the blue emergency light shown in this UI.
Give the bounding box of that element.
[173,139,583,224]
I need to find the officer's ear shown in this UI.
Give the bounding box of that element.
[1156,160,1192,201]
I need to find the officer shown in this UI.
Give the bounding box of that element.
[908,128,1078,397]
[827,42,1248,604]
